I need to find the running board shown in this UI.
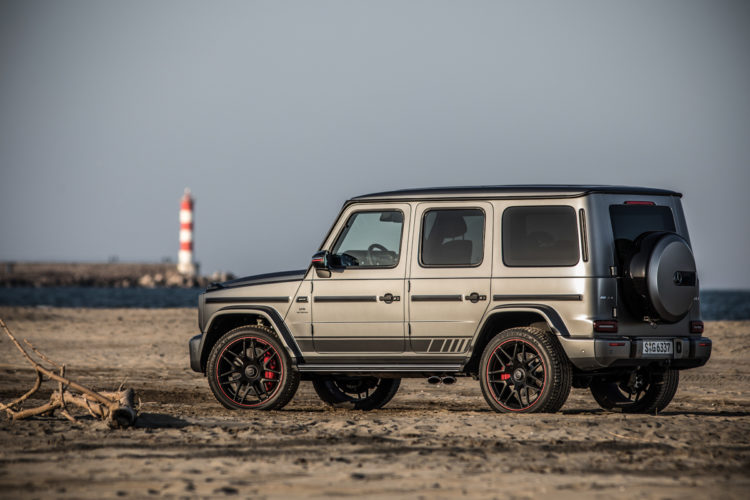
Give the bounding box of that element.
[297,364,463,373]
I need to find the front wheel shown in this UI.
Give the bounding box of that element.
[206,325,300,410]
[312,376,400,410]
[590,368,679,413]
[479,327,572,413]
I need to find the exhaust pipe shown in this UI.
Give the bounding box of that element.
[427,375,457,385]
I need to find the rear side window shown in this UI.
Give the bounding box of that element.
[609,204,676,267]
[502,206,579,267]
[421,209,484,266]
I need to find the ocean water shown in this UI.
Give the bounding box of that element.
[0,287,747,321]
[0,287,202,309]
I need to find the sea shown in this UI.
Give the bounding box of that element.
[0,287,748,321]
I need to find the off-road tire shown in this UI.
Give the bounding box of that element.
[312,376,400,410]
[479,327,572,413]
[206,325,300,410]
[590,368,679,414]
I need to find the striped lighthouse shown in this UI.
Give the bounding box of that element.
[177,188,197,277]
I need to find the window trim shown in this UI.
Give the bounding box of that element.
[501,205,580,268]
[418,207,487,269]
[329,208,406,270]
[579,208,589,263]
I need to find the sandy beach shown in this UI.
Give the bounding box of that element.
[0,307,748,499]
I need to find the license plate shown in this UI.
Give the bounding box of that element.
[643,340,673,356]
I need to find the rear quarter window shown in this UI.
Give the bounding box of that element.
[502,206,580,267]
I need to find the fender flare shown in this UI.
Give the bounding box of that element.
[476,304,570,337]
[202,306,304,363]
[466,304,570,363]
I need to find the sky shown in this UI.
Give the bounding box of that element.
[0,1,748,289]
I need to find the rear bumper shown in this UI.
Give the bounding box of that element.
[560,336,712,371]
[189,334,203,373]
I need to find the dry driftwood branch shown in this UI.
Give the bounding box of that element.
[24,338,62,368]
[0,317,137,428]
[0,371,42,412]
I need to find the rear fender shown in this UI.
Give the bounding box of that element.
[464,305,570,374]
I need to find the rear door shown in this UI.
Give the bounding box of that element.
[408,202,493,354]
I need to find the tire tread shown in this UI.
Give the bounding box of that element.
[479,327,572,414]
[206,325,300,410]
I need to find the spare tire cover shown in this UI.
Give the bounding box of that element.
[625,232,698,323]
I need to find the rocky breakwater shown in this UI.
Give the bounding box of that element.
[0,262,233,288]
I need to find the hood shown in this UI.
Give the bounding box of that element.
[207,269,306,291]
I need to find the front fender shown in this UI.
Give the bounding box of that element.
[200,306,304,368]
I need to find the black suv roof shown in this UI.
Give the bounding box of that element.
[351,185,682,202]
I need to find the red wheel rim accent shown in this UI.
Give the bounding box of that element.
[215,336,284,407]
[485,339,546,411]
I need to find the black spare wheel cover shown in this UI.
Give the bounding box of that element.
[623,232,698,323]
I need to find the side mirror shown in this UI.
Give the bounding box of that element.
[311,250,329,269]
[311,250,331,278]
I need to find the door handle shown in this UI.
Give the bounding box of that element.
[379,293,401,304]
[465,292,487,303]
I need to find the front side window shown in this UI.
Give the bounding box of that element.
[421,209,485,266]
[502,206,579,267]
[331,210,403,267]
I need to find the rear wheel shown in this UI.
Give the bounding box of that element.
[312,376,400,410]
[206,325,299,410]
[479,327,572,413]
[590,367,679,413]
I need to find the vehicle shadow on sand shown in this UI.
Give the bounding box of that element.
[561,408,750,417]
[134,412,191,429]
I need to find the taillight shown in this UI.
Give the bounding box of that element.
[690,321,704,334]
[594,320,618,333]
[624,201,655,205]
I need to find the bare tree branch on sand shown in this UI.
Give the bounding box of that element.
[0,317,137,428]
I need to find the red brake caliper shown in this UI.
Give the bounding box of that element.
[500,373,511,381]
[263,353,276,391]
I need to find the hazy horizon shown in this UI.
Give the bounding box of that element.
[1,1,749,289]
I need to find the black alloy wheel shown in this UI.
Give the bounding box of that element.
[479,327,571,413]
[207,326,299,410]
[312,376,400,410]
[590,367,679,413]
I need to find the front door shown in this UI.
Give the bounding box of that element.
[408,202,493,354]
[312,204,410,354]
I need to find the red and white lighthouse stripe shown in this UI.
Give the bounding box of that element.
[178,188,197,276]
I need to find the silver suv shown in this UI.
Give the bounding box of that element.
[188,186,711,413]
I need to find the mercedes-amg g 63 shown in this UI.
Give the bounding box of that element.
[189,186,711,413]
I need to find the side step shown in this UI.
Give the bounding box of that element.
[297,363,463,373]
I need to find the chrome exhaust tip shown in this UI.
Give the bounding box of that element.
[427,375,442,385]
[441,376,457,385]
